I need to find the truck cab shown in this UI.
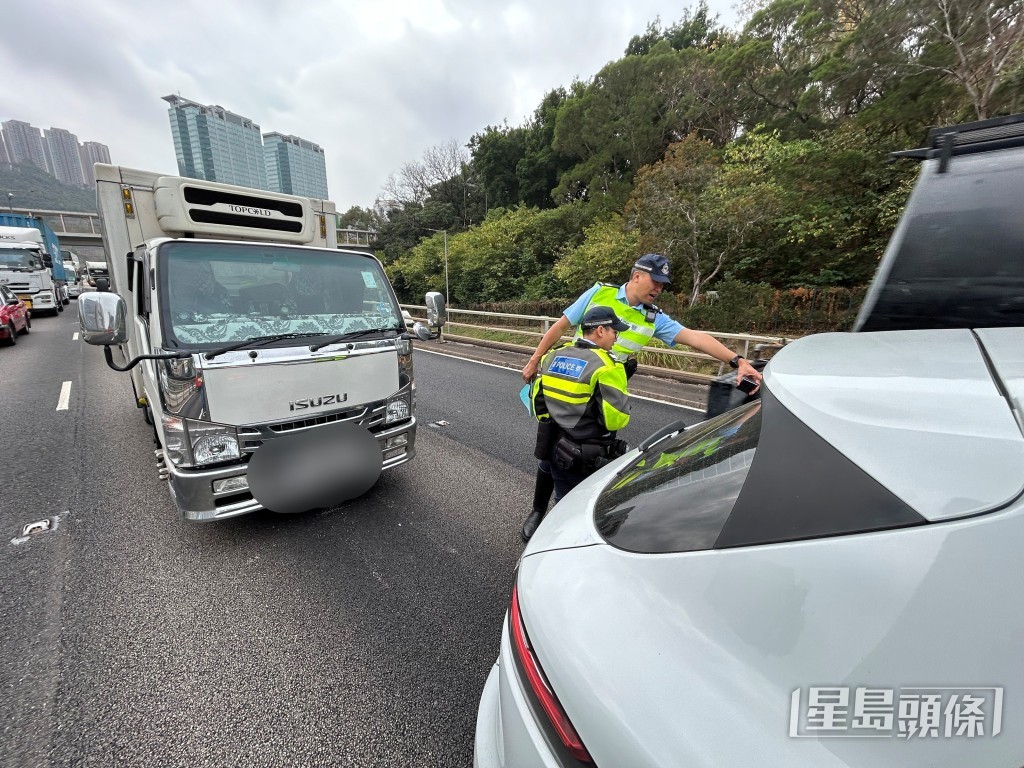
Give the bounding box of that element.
[0,240,61,316]
[79,164,430,522]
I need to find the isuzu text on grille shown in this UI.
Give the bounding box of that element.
[289,394,348,411]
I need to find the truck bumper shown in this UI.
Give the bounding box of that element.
[25,292,55,314]
[166,418,418,522]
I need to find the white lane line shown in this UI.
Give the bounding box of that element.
[73,332,79,340]
[56,381,72,411]
[416,347,702,411]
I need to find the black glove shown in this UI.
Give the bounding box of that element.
[624,358,638,379]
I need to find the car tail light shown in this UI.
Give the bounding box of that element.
[509,584,593,764]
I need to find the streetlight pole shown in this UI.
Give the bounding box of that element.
[425,227,449,306]
[7,192,13,213]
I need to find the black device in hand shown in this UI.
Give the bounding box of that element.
[737,376,759,394]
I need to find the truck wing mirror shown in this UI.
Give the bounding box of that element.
[79,292,128,345]
[425,291,446,327]
[79,292,187,372]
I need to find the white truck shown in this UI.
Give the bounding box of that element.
[0,226,63,315]
[79,164,435,522]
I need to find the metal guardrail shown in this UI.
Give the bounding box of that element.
[401,304,796,381]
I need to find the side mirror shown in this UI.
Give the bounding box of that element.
[79,292,128,346]
[412,322,431,341]
[95,277,110,292]
[425,291,446,327]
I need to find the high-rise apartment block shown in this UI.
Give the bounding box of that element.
[45,127,86,186]
[2,120,49,172]
[263,132,329,199]
[163,95,268,190]
[163,95,329,198]
[79,141,112,187]
[0,118,111,187]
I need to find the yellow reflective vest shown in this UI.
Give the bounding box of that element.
[574,283,657,362]
[532,341,630,440]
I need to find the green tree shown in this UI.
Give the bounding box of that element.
[553,215,640,294]
[552,41,692,207]
[626,134,775,305]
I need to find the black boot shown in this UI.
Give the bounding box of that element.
[521,509,543,541]
[522,468,555,542]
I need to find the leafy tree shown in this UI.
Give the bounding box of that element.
[469,123,526,210]
[553,214,640,294]
[626,2,729,55]
[336,205,379,230]
[626,134,775,304]
[907,0,1024,119]
[516,88,577,209]
[723,127,915,287]
[552,41,692,207]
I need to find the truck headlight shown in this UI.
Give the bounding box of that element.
[160,416,240,467]
[188,421,239,466]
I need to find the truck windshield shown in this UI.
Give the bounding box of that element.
[157,241,404,348]
[0,250,40,270]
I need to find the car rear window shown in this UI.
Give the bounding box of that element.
[595,403,761,553]
[595,390,926,554]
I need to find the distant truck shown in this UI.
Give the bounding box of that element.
[78,164,435,522]
[0,213,68,315]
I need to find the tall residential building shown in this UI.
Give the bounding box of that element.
[0,131,9,165]
[163,95,267,189]
[2,120,49,172]
[263,132,329,199]
[45,127,86,186]
[79,141,112,187]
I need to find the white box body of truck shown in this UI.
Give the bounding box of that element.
[84,164,418,521]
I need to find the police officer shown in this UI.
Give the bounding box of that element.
[521,253,764,388]
[521,305,631,541]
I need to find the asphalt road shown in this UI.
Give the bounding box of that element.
[0,312,700,768]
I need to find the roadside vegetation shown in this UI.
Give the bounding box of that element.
[346,0,1024,334]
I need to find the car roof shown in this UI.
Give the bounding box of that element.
[765,328,1024,521]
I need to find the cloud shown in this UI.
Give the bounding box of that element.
[1,0,741,210]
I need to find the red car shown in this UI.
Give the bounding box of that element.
[0,283,31,345]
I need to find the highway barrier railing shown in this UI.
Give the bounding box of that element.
[401,305,797,384]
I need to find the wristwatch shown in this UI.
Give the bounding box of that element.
[729,354,744,369]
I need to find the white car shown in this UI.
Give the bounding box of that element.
[474,327,1024,767]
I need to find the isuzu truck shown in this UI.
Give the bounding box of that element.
[79,164,431,521]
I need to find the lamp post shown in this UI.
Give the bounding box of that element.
[425,227,449,306]
[6,192,13,213]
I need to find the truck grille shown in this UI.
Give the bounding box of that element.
[237,400,387,452]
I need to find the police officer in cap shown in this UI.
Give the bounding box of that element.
[522,305,631,540]
[522,253,763,387]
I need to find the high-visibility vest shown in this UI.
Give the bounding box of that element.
[574,283,657,362]
[532,341,630,440]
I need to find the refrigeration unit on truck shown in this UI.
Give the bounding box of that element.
[79,164,434,522]
[0,216,67,315]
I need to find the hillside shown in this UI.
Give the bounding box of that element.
[0,162,96,212]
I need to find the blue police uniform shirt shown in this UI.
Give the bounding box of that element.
[564,284,684,346]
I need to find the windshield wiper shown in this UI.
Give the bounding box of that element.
[309,327,401,352]
[204,332,329,360]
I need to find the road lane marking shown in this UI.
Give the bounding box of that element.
[416,348,701,411]
[73,332,79,340]
[56,381,72,411]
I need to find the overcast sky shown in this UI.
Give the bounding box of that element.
[1,0,743,212]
